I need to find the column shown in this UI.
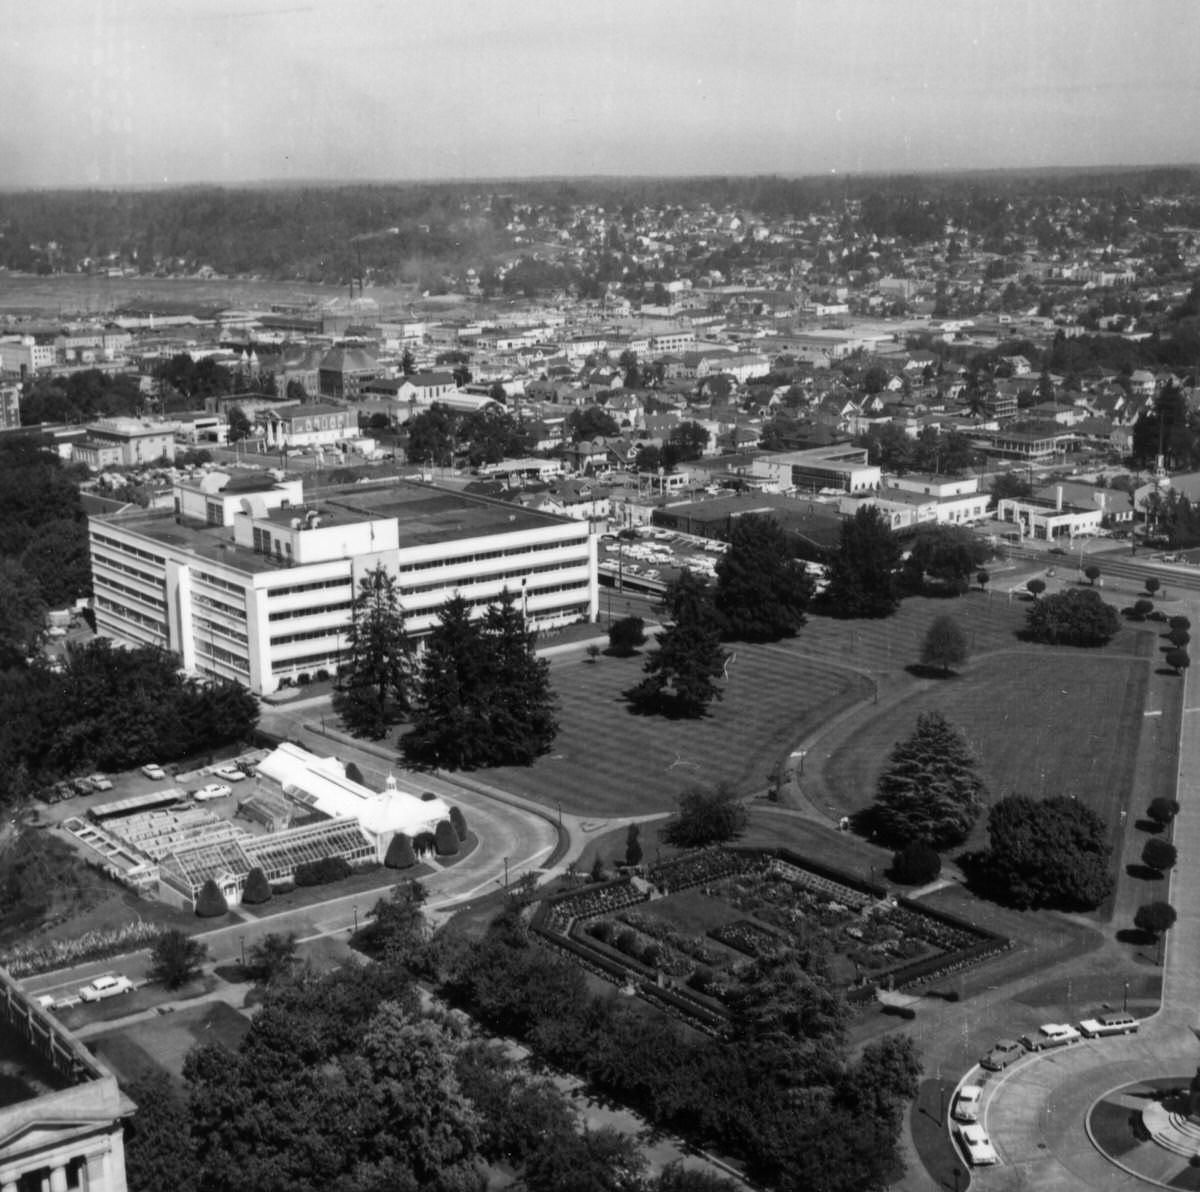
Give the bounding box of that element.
[49,1166,68,1192]
[2,1176,18,1192]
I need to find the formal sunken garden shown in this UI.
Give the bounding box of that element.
[533,848,1010,1031]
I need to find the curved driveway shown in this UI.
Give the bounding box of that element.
[965,600,1200,1191]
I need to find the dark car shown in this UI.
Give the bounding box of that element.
[980,1039,1025,1071]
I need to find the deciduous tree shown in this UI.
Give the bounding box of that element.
[1134,900,1177,937]
[904,525,991,594]
[607,615,646,655]
[663,781,748,847]
[149,929,209,989]
[1026,588,1120,646]
[920,614,968,674]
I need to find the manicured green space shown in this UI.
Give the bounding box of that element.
[88,1000,251,1084]
[821,645,1152,854]
[476,642,872,817]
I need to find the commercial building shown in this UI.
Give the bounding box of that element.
[0,967,133,1192]
[996,487,1104,540]
[89,472,597,693]
[750,445,881,493]
[76,419,176,468]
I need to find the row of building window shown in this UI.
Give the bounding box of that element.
[397,536,586,574]
[268,599,354,622]
[194,639,250,673]
[193,569,246,596]
[270,626,343,647]
[92,551,163,590]
[399,560,589,598]
[96,596,166,636]
[92,531,166,568]
[266,576,352,598]
[94,576,166,611]
[271,649,340,673]
[194,616,249,647]
[194,592,246,620]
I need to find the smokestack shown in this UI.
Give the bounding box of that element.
[1056,485,1063,511]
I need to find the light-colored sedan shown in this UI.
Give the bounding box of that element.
[956,1122,999,1166]
[1020,1023,1081,1051]
[140,763,167,780]
[88,774,114,791]
[79,974,134,1002]
[194,783,232,802]
[212,765,247,782]
[1078,1012,1139,1038]
[952,1084,984,1123]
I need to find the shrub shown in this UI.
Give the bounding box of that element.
[1169,616,1191,632]
[1134,900,1176,937]
[434,820,459,856]
[297,672,311,686]
[384,834,417,869]
[1147,797,1181,828]
[625,823,643,867]
[1026,588,1121,646]
[345,762,365,784]
[891,841,942,886]
[588,919,616,944]
[449,805,468,841]
[241,867,272,905]
[293,856,352,887]
[413,831,436,855]
[195,878,229,918]
[1142,837,1178,872]
[614,927,637,954]
[608,615,647,656]
[316,669,331,681]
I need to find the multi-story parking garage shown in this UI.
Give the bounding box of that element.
[89,471,599,693]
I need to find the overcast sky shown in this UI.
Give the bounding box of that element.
[2,0,1198,189]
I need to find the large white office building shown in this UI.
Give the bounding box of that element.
[89,472,598,694]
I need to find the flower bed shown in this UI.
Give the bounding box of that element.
[710,919,787,959]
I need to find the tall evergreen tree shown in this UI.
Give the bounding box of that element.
[866,711,985,848]
[403,591,557,768]
[629,573,726,716]
[482,588,558,764]
[824,505,902,618]
[714,515,813,641]
[334,565,412,740]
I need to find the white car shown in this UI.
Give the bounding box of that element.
[212,765,247,782]
[1020,1023,1081,1051]
[956,1122,1000,1166]
[141,763,167,780]
[88,774,114,791]
[952,1084,984,1123]
[1078,1012,1139,1038]
[194,783,232,801]
[79,974,134,1002]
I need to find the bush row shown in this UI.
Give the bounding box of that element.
[0,918,168,977]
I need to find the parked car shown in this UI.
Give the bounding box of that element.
[35,993,57,1011]
[1020,1023,1081,1051]
[141,763,167,780]
[212,765,247,782]
[952,1084,984,1123]
[194,783,232,802]
[88,774,114,791]
[45,782,73,804]
[1078,1011,1139,1038]
[79,974,134,1002]
[956,1122,999,1166]
[980,1039,1025,1071]
[71,777,94,796]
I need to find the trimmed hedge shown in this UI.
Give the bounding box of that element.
[385,834,417,870]
[195,878,229,917]
[449,805,467,842]
[294,856,352,887]
[241,867,272,905]
[435,820,459,856]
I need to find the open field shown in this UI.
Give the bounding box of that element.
[820,644,1153,853]
[473,643,873,818]
[87,1001,251,1085]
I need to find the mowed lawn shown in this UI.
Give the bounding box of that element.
[821,646,1152,854]
[473,643,873,818]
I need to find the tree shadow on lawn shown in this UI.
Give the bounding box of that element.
[1116,927,1157,947]
[618,690,711,722]
[1135,819,1163,834]
[1155,667,1186,678]
[904,664,961,680]
[1125,864,1166,882]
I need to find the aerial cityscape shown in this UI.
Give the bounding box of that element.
[3,3,1200,1192]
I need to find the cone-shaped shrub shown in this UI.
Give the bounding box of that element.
[449,805,467,842]
[345,762,364,784]
[891,840,941,885]
[434,820,459,856]
[385,834,417,869]
[241,867,272,905]
[195,878,229,918]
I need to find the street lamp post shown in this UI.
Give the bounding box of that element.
[503,856,509,889]
[1123,980,1130,1013]
[239,935,246,967]
[556,799,563,827]
[352,904,358,933]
